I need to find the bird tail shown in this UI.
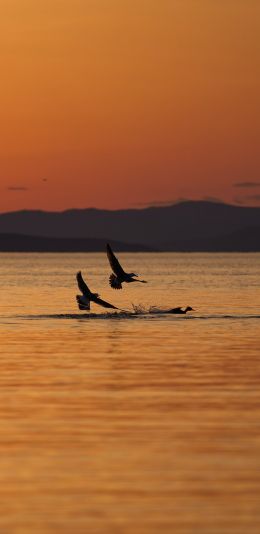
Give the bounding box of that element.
[109,273,122,289]
[76,295,90,311]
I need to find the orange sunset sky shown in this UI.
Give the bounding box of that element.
[1,0,260,212]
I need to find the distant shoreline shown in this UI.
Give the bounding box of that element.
[0,233,259,253]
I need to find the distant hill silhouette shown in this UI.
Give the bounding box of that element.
[0,235,153,253]
[163,226,260,252]
[0,201,260,251]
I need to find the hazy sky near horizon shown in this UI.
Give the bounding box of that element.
[1,0,260,212]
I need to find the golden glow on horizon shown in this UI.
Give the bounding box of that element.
[0,0,260,211]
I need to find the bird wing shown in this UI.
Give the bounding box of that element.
[106,243,125,277]
[76,295,90,310]
[92,294,118,309]
[109,273,122,289]
[76,271,91,297]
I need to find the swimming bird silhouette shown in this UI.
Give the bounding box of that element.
[106,243,147,289]
[168,306,194,314]
[76,271,118,311]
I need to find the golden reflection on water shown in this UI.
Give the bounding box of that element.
[0,253,260,533]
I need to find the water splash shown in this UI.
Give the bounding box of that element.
[131,303,148,314]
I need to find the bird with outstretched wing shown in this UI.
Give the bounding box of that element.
[106,243,147,289]
[106,243,126,289]
[76,271,118,310]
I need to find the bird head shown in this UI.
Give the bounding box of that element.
[186,306,194,312]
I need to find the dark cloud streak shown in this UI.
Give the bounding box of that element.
[233,194,260,205]
[233,181,260,188]
[245,194,260,201]
[7,186,29,191]
[135,197,190,208]
[135,196,224,208]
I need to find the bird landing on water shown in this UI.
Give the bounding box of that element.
[167,306,194,314]
[150,306,194,315]
[76,271,119,311]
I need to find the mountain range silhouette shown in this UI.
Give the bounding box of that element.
[0,201,259,251]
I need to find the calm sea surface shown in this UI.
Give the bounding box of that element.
[0,253,260,533]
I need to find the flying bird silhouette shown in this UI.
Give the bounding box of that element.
[106,243,147,289]
[76,271,118,311]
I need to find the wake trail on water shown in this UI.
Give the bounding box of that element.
[12,305,260,321]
